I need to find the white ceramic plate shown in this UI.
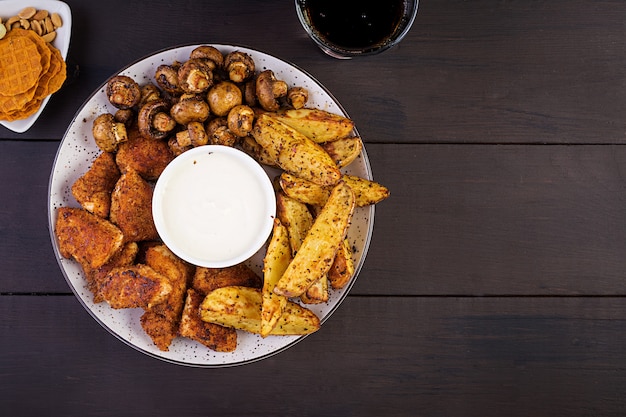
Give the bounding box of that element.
[48,44,375,367]
[0,0,72,133]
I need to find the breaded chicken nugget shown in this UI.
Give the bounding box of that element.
[145,245,193,298]
[140,245,194,351]
[71,152,120,218]
[116,127,175,181]
[179,288,237,352]
[110,168,158,243]
[55,207,124,269]
[192,263,262,295]
[100,264,172,309]
[83,242,139,303]
[140,311,180,351]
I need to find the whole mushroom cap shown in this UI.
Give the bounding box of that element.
[106,75,141,110]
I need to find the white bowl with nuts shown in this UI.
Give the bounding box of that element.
[0,0,72,133]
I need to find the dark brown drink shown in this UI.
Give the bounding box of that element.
[301,0,406,50]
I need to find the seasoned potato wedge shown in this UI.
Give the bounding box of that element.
[252,113,341,186]
[260,219,291,337]
[269,108,355,143]
[239,135,277,167]
[342,175,390,206]
[200,286,320,336]
[321,136,363,168]
[274,181,356,298]
[280,172,390,208]
[279,172,330,207]
[276,190,314,255]
[328,239,355,290]
[300,275,329,304]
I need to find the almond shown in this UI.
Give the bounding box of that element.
[42,31,56,43]
[17,7,36,20]
[44,16,54,33]
[32,10,49,21]
[50,13,62,28]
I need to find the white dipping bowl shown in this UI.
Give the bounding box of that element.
[152,145,276,268]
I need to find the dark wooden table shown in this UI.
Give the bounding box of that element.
[2,1,626,415]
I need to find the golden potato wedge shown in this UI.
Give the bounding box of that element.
[271,301,320,335]
[199,286,320,336]
[279,172,330,207]
[200,286,262,333]
[321,136,363,168]
[280,172,389,208]
[269,108,355,143]
[328,239,355,290]
[300,275,329,304]
[274,181,356,298]
[275,193,329,304]
[342,175,390,206]
[239,135,277,167]
[260,219,291,337]
[252,113,341,186]
[275,190,314,255]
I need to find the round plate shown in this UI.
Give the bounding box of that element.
[48,44,374,367]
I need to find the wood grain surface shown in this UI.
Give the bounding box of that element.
[1,0,625,416]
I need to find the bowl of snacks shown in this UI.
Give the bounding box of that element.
[48,44,389,366]
[0,0,71,133]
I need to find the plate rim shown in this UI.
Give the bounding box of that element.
[48,43,375,367]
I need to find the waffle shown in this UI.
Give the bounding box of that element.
[0,30,43,96]
[0,28,66,121]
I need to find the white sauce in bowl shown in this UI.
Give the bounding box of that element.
[152,145,276,268]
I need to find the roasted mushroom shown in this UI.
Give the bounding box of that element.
[114,108,135,127]
[155,64,182,95]
[92,113,128,152]
[206,118,237,147]
[178,58,214,94]
[138,99,176,140]
[106,75,141,110]
[138,83,162,109]
[206,81,242,117]
[170,94,210,125]
[256,70,288,111]
[224,51,255,83]
[168,136,191,156]
[227,104,255,137]
[242,78,257,106]
[189,45,224,70]
[287,87,309,109]
[175,121,209,148]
